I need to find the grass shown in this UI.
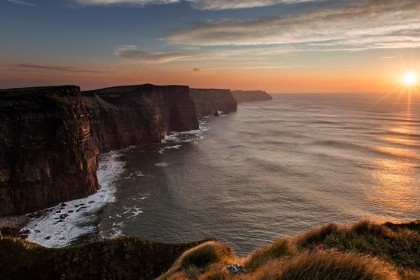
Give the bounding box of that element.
[1,220,418,279]
[162,220,419,280]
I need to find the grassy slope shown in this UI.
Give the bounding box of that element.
[0,220,419,280]
[160,220,419,280]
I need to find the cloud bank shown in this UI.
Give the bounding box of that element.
[17,64,103,73]
[115,46,196,63]
[7,0,35,6]
[73,0,319,9]
[166,0,420,50]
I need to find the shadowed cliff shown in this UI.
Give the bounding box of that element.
[0,84,239,216]
[232,90,273,103]
[83,84,199,153]
[0,86,99,216]
[189,88,237,119]
[0,220,418,280]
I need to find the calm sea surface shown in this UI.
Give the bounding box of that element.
[28,93,420,254]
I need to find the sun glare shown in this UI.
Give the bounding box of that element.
[403,71,418,86]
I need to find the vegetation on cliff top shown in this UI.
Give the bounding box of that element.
[0,220,418,280]
[160,220,419,280]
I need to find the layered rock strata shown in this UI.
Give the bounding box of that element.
[0,86,99,216]
[0,84,238,216]
[189,88,237,119]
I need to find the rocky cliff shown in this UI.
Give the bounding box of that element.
[231,90,273,103]
[83,84,198,153]
[0,84,214,216]
[0,86,99,216]
[0,84,244,216]
[189,88,237,119]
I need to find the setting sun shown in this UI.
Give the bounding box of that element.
[403,72,418,86]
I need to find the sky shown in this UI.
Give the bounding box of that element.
[0,0,419,93]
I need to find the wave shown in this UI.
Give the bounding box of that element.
[162,123,210,144]
[25,151,125,247]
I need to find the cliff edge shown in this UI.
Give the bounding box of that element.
[0,86,99,216]
[189,88,237,119]
[0,220,418,279]
[0,84,237,216]
[83,84,198,153]
[231,90,273,103]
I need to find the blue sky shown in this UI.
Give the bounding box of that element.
[1,0,419,92]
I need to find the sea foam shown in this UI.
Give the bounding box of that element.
[26,151,125,247]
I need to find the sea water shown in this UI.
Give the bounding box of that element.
[27,93,420,254]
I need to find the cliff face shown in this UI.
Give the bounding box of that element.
[83,84,199,153]
[231,90,273,103]
[189,89,237,119]
[0,84,241,216]
[0,86,99,216]
[0,84,199,215]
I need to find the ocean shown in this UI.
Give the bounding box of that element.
[27,93,420,255]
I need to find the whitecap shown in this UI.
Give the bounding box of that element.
[26,150,125,248]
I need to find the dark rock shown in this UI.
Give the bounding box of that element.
[189,88,237,119]
[227,264,245,275]
[231,90,273,103]
[19,229,30,235]
[88,201,95,204]
[0,84,236,216]
[45,236,51,240]
[0,86,100,216]
[83,84,199,152]
[59,214,68,220]
[68,210,74,213]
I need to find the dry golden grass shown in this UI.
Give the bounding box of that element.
[160,220,420,280]
[250,250,399,280]
[159,241,238,280]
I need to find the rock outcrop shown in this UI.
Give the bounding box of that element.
[1,84,243,216]
[189,88,237,119]
[0,84,200,215]
[231,90,273,103]
[0,86,99,216]
[83,84,198,153]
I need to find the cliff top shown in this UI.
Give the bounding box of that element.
[0,220,418,279]
[84,84,190,95]
[0,85,79,94]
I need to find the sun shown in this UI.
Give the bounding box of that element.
[403,71,418,86]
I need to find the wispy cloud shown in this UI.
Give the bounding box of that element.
[17,64,103,73]
[74,0,178,6]
[167,0,420,51]
[73,0,320,9]
[6,0,35,6]
[189,0,321,10]
[115,45,196,63]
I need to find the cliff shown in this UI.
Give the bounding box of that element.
[83,84,198,153]
[0,220,418,279]
[0,86,99,216]
[189,88,237,119]
[1,83,247,216]
[231,90,273,103]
